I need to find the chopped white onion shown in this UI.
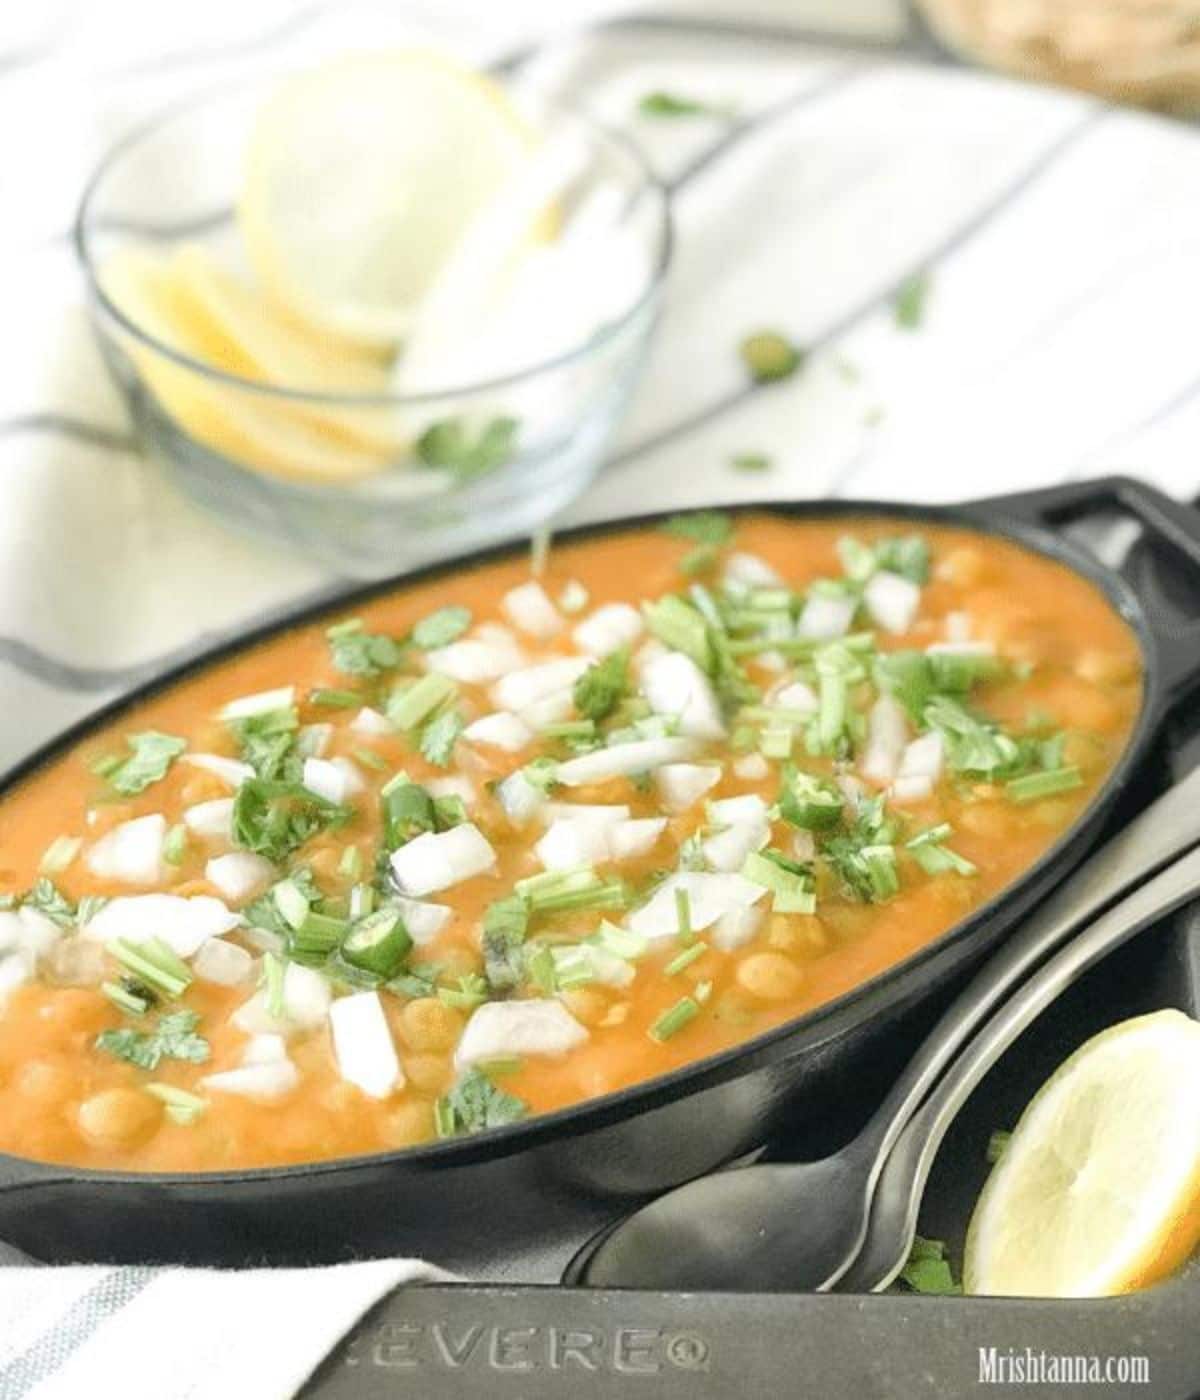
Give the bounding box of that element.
[180,753,255,788]
[733,752,770,781]
[519,688,577,731]
[330,991,404,1099]
[627,872,766,941]
[768,680,818,715]
[945,611,972,644]
[797,593,857,640]
[723,551,784,589]
[350,706,394,736]
[428,638,526,686]
[205,852,275,905]
[464,711,533,753]
[85,814,167,886]
[898,731,945,786]
[389,823,497,897]
[232,962,332,1034]
[642,651,726,740]
[0,953,31,1008]
[0,909,62,963]
[491,657,589,712]
[864,570,921,635]
[607,817,668,861]
[496,771,546,826]
[791,829,817,862]
[536,819,610,871]
[554,943,634,989]
[655,763,721,813]
[192,937,254,986]
[242,1032,289,1065]
[860,695,910,785]
[711,905,765,952]
[702,796,770,873]
[455,999,588,1070]
[202,1058,298,1100]
[709,794,770,827]
[219,687,295,721]
[298,723,332,758]
[393,897,452,946]
[926,640,996,658]
[632,638,669,678]
[183,798,235,842]
[891,775,934,803]
[502,581,564,641]
[542,802,630,825]
[572,602,644,658]
[302,757,363,805]
[83,894,239,957]
[556,736,700,787]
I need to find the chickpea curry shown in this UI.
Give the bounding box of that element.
[0,514,1140,1171]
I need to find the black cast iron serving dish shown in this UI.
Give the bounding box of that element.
[2,475,1199,1270]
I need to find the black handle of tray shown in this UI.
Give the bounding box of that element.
[972,475,1200,703]
[302,1278,1200,1400]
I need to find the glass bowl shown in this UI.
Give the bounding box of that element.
[75,71,672,576]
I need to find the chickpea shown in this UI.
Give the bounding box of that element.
[560,986,611,1027]
[937,546,987,587]
[383,1099,435,1149]
[1075,649,1139,686]
[398,998,462,1053]
[767,914,827,957]
[404,1053,453,1095]
[16,1059,74,1105]
[959,802,1010,840]
[78,1088,162,1150]
[736,951,805,1002]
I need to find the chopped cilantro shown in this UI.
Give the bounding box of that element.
[638,90,728,119]
[416,416,518,480]
[231,778,350,863]
[325,618,407,677]
[435,1067,527,1137]
[96,731,187,796]
[730,452,771,473]
[740,331,803,384]
[923,697,1022,777]
[893,270,931,331]
[95,1009,210,1072]
[229,705,300,781]
[899,1235,960,1294]
[21,878,75,928]
[419,708,464,768]
[662,511,735,548]
[482,895,529,994]
[411,606,472,651]
[574,647,630,723]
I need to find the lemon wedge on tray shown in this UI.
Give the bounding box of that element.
[964,1009,1200,1297]
[239,51,535,350]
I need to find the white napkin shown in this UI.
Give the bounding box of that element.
[0,1259,450,1400]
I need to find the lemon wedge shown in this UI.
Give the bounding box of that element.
[239,51,534,350]
[100,248,390,483]
[964,1009,1200,1297]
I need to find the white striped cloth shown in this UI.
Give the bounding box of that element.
[2,1,1200,1395]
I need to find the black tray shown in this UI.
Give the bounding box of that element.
[302,499,1200,1398]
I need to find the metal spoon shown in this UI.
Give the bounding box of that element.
[566,765,1200,1291]
[838,840,1200,1293]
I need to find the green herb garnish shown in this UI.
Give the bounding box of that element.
[893,270,931,330]
[325,618,407,677]
[435,1067,527,1137]
[412,606,472,651]
[416,416,518,480]
[231,778,350,863]
[96,731,187,796]
[740,330,803,384]
[638,90,729,119]
[95,1009,210,1072]
[482,895,529,994]
[573,647,630,723]
[730,452,771,473]
[229,706,300,781]
[419,708,465,768]
[899,1235,960,1294]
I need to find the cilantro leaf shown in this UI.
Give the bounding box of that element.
[638,90,727,119]
[416,417,518,480]
[325,619,407,678]
[21,877,76,928]
[436,1067,527,1137]
[229,706,300,781]
[899,1235,959,1294]
[893,271,931,331]
[923,697,1022,777]
[411,606,472,651]
[419,709,464,768]
[95,1008,210,1072]
[98,731,187,796]
[231,778,350,863]
[661,511,735,548]
[573,647,630,723]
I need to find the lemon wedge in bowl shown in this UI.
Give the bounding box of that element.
[964,1009,1200,1297]
[239,51,536,350]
